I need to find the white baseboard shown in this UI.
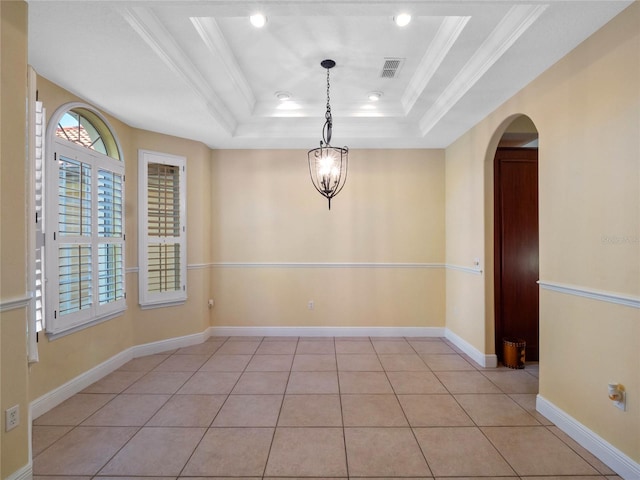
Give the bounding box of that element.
[445,328,497,368]
[30,327,214,420]
[210,325,445,337]
[31,346,135,420]
[30,324,469,421]
[29,324,503,422]
[134,326,214,357]
[27,325,638,480]
[6,462,32,480]
[537,395,640,480]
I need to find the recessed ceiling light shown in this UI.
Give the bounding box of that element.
[368,91,383,101]
[275,91,291,101]
[394,13,411,27]
[250,14,267,28]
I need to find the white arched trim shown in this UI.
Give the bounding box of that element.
[46,101,124,161]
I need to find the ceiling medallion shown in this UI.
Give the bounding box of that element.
[307,59,349,210]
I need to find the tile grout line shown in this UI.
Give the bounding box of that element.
[379,337,434,477]
[456,354,538,478]
[45,341,225,478]
[114,336,230,478]
[173,335,277,478]
[543,422,618,476]
[172,336,234,478]
[32,354,160,468]
[90,395,175,474]
[260,336,299,478]
[36,336,616,480]
[336,335,350,479]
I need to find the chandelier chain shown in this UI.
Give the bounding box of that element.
[325,68,332,121]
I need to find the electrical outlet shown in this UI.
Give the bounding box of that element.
[608,383,626,411]
[5,405,19,432]
[308,300,314,310]
[613,392,626,411]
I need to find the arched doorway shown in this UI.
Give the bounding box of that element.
[493,116,539,362]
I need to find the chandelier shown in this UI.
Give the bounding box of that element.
[308,59,348,210]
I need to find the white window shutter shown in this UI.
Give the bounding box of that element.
[138,150,187,308]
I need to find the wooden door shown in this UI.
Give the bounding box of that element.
[494,148,539,361]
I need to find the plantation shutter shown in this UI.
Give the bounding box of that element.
[138,150,186,308]
[57,154,93,316]
[147,162,182,292]
[34,100,46,334]
[29,91,45,362]
[46,141,125,336]
[42,103,125,337]
[97,169,125,305]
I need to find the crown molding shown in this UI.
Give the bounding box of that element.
[419,4,547,136]
[190,16,256,114]
[120,6,236,134]
[402,16,470,115]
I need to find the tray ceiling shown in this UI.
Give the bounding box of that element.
[27,1,632,149]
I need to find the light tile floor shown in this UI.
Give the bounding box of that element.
[33,336,620,479]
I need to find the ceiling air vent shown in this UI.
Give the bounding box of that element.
[380,58,404,78]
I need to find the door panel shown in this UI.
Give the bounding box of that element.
[494,148,539,361]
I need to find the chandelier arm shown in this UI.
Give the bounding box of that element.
[331,147,349,197]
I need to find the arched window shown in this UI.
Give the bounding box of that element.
[55,108,120,159]
[43,102,125,336]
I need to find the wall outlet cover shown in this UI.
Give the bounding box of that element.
[6,405,19,432]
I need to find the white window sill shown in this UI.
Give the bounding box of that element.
[45,307,126,340]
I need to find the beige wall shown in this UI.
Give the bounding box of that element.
[128,129,213,345]
[27,77,136,400]
[445,2,639,461]
[210,148,445,328]
[445,129,491,353]
[534,4,639,460]
[2,0,639,477]
[211,149,444,263]
[0,2,30,477]
[28,82,446,409]
[28,80,215,401]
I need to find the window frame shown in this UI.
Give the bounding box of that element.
[138,149,187,309]
[44,102,126,337]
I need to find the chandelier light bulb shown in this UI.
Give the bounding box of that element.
[319,152,336,176]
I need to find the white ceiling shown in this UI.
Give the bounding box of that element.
[27,1,632,149]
